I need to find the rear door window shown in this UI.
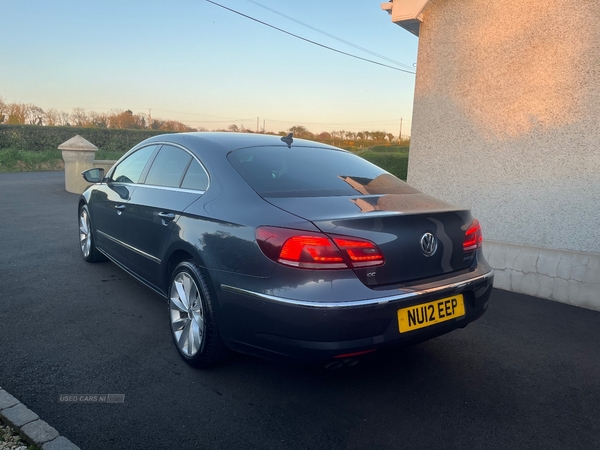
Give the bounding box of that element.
[181,159,209,191]
[144,145,192,188]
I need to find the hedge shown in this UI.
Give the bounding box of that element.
[0,125,172,152]
[0,125,410,180]
[367,145,410,153]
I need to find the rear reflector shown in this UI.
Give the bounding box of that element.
[333,349,377,359]
[256,226,385,270]
[463,219,483,251]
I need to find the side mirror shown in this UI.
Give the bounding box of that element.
[82,168,105,183]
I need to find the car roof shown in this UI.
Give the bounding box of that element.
[142,132,340,153]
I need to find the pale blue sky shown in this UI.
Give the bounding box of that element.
[1,0,418,135]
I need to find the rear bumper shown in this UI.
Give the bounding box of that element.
[218,267,494,363]
[222,268,493,309]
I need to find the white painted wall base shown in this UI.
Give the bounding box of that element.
[483,240,600,311]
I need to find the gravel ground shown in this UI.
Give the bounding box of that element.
[0,419,33,450]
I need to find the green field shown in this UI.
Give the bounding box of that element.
[353,145,409,180]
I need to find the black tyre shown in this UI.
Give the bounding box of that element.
[168,261,229,368]
[79,204,106,263]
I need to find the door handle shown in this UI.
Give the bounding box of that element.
[115,204,125,215]
[158,212,176,225]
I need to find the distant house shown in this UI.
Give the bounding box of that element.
[382,0,600,311]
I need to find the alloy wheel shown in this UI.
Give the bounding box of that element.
[79,208,92,258]
[170,271,205,357]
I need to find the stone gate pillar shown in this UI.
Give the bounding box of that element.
[59,135,98,194]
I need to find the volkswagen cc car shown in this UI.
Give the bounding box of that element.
[79,132,494,368]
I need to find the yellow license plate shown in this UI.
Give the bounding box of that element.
[397,294,465,333]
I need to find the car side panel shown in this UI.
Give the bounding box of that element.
[120,186,201,288]
[88,183,137,261]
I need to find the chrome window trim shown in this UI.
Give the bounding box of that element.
[122,183,206,195]
[221,270,493,309]
[107,142,210,192]
[97,230,161,264]
[142,142,211,191]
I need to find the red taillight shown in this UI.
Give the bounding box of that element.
[332,238,384,267]
[279,235,346,268]
[256,226,385,270]
[463,219,483,251]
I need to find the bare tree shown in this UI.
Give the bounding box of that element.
[133,113,146,129]
[150,118,165,130]
[58,111,71,126]
[88,111,108,128]
[7,103,27,124]
[0,96,7,123]
[26,104,45,125]
[0,97,405,145]
[44,109,60,126]
[71,108,89,127]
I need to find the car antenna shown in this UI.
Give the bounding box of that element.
[280,132,293,148]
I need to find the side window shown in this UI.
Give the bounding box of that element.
[111,145,157,184]
[144,145,192,188]
[181,159,209,191]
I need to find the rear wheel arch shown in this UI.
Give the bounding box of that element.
[164,245,208,290]
[164,246,222,308]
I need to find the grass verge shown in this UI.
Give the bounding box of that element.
[0,149,64,172]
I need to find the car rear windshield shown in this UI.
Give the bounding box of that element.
[227,146,419,197]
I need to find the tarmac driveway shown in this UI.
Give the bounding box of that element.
[1,171,599,450]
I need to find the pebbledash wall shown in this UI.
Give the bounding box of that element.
[383,0,600,310]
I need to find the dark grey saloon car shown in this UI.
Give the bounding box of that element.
[79,132,493,368]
